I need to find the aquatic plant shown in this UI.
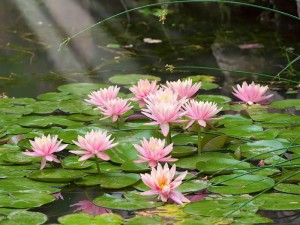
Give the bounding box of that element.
[140,163,190,205]
[134,137,177,167]
[166,78,201,99]
[85,86,120,107]
[232,81,273,105]
[23,134,68,169]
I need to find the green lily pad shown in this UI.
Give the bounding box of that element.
[196,158,251,174]
[121,161,149,172]
[28,169,86,183]
[184,75,215,83]
[0,192,55,208]
[218,114,253,127]
[125,216,164,225]
[37,92,74,101]
[58,100,94,114]
[230,140,286,159]
[273,170,300,183]
[270,99,300,110]
[58,213,123,225]
[172,134,198,146]
[255,193,300,210]
[171,146,197,157]
[57,83,109,96]
[0,177,62,194]
[61,156,93,169]
[274,183,300,194]
[202,135,227,151]
[29,101,59,114]
[93,192,164,210]
[250,112,300,126]
[0,106,33,115]
[106,143,138,164]
[109,74,160,85]
[75,173,140,188]
[200,82,219,90]
[2,152,33,164]
[196,95,231,104]
[210,174,275,194]
[8,98,36,105]
[18,116,83,128]
[0,211,47,225]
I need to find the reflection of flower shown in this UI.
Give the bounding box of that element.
[130,79,158,108]
[134,137,177,167]
[98,98,132,122]
[53,192,64,200]
[71,200,112,216]
[70,130,118,161]
[142,89,186,136]
[23,135,67,169]
[85,86,120,107]
[183,100,222,128]
[166,78,201,99]
[232,81,273,105]
[140,164,190,205]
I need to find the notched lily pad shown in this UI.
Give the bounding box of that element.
[0,211,47,225]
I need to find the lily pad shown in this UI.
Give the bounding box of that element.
[75,173,140,188]
[37,92,74,101]
[58,213,123,225]
[0,192,55,208]
[28,169,86,182]
[270,99,300,110]
[196,158,251,174]
[57,83,109,96]
[121,161,149,173]
[106,143,138,164]
[93,192,164,210]
[210,174,275,194]
[61,156,93,169]
[18,116,83,128]
[29,101,59,114]
[196,95,231,104]
[274,183,300,194]
[109,74,160,85]
[0,211,47,225]
[255,193,300,210]
[171,146,197,157]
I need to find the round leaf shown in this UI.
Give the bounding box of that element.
[28,169,86,182]
[109,74,160,85]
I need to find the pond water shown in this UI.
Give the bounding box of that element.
[0,1,300,225]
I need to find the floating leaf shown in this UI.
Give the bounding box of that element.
[230,140,286,159]
[29,101,59,114]
[125,216,164,225]
[58,213,123,225]
[196,95,231,104]
[0,211,47,225]
[18,116,83,128]
[0,193,55,208]
[218,114,252,127]
[255,193,300,210]
[172,134,198,146]
[274,183,300,194]
[57,83,109,96]
[93,192,164,210]
[121,161,149,173]
[75,173,140,188]
[273,170,300,183]
[0,106,33,115]
[37,92,74,101]
[107,143,138,164]
[171,146,197,157]
[202,135,227,151]
[196,158,251,174]
[109,74,160,85]
[2,152,34,164]
[61,156,93,169]
[28,169,86,183]
[270,99,300,110]
[210,174,275,194]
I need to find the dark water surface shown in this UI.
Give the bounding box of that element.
[0,1,300,224]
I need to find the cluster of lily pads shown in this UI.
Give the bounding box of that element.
[0,74,300,225]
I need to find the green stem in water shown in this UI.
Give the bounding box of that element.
[116,118,120,130]
[198,126,203,154]
[166,129,172,145]
[94,155,101,176]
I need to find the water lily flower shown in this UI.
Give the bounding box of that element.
[183,100,223,128]
[142,89,186,137]
[129,79,158,108]
[85,86,120,107]
[134,137,177,167]
[71,200,112,216]
[97,98,132,122]
[166,78,201,99]
[232,81,273,105]
[70,130,118,161]
[23,135,68,170]
[140,164,190,205]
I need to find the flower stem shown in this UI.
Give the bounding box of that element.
[166,130,172,145]
[94,155,101,176]
[116,118,120,130]
[198,126,203,154]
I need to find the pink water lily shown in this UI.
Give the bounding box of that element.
[23,134,68,170]
[140,164,190,205]
[232,81,273,105]
[134,137,177,167]
[166,78,201,99]
[183,100,222,128]
[129,79,158,108]
[97,98,132,122]
[142,89,186,136]
[70,130,118,161]
[85,86,120,107]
